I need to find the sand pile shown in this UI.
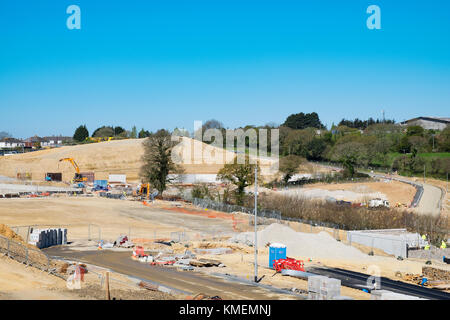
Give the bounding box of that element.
[279,188,386,202]
[0,224,25,243]
[230,223,369,261]
[0,137,278,182]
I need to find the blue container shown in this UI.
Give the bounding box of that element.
[269,243,286,268]
[94,180,108,188]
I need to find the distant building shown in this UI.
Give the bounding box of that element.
[40,136,73,147]
[25,135,73,148]
[0,138,25,148]
[400,117,449,131]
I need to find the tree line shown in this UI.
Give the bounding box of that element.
[72,125,152,142]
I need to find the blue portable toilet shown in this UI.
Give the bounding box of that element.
[269,243,286,268]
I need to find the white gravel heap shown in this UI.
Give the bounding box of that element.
[279,188,387,202]
[230,223,369,261]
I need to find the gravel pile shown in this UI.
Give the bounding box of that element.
[279,188,386,202]
[230,223,369,261]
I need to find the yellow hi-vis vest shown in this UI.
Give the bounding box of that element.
[441,241,447,249]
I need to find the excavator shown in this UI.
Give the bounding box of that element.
[137,183,158,201]
[59,158,87,183]
[137,183,150,199]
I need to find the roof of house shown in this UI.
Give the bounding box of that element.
[401,117,450,125]
[0,137,24,143]
[41,136,73,141]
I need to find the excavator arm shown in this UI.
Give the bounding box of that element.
[59,158,81,173]
[59,158,86,183]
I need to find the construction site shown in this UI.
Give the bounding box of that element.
[0,137,449,301]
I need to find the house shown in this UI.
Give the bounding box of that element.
[40,136,72,147]
[400,117,449,131]
[0,138,25,149]
[25,135,73,148]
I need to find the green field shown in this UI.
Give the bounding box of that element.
[418,152,450,158]
[370,152,450,168]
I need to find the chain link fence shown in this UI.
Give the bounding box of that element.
[192,197,282,221]
[9,223,231,247]
[0,234,51,271]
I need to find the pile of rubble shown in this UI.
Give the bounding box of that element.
[131,246,225,270]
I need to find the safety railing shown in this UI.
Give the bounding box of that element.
[0,234,51,271]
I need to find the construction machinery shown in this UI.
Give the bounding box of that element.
[136,183,158,199]
[85,137,113,143]
[368,198,390,208]
[59,158,87,183]
[138,183,150,199]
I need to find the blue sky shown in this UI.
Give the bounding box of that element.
[0,0,449,138]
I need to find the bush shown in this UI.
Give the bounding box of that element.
[253,193,449,245]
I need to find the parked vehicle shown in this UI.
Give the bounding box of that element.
[368,198,390,208]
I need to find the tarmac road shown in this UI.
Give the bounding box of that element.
[414,183,442,217]
[44,247,301,300]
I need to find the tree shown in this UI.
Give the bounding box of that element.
[408,136,429,153]
[306,138,327,160]
[140,129,183,195]
[93,126,114,138]
[203,119,224,131]
[130,126,137,139]
[73,125,89,142]
[33,141,41,150]
[397,135,412,153]
[114,126,125,136]
[0,131,12,140]
[217,156,260,205]
[436,126,450,152]
[283,112,324,130]
[406,125,424,137]
[139,128,151,138]
[331,142,369,177]
[279,155,305,184]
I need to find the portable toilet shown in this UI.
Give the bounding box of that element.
[269,243,286,268]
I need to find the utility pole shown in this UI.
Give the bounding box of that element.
[105,272,110,300]
[254,166,258,283]
[423,165,426,183]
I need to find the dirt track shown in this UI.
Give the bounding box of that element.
[43,248,300,300]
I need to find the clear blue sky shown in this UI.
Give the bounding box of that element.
[1,0,449,138]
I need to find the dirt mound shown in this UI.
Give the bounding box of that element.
[0,224,25,243]
[0,137,277,182]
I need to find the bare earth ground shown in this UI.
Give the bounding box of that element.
[1,196,445,300]
[0,137,277,183]
[302,180,416,206]
[0,254,173,300]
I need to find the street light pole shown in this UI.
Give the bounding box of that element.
[254,166,258,283]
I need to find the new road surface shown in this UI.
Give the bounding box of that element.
[44,247,302,300]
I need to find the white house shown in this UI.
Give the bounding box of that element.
[0,138,25,148]
[40,136,72,147]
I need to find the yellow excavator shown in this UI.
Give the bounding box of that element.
[59,158,87,183]
[138,183,150,199]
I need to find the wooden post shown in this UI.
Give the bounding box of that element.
[105,272,110,300]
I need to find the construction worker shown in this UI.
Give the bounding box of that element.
[441,240,447,249]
